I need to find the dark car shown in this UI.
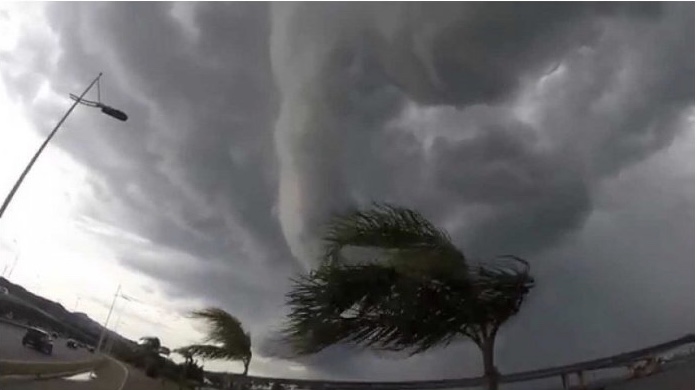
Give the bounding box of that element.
[22,327,53,355]
[66,339,78,349]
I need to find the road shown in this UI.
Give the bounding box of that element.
[0,322,181,390]
[1,356,182,390]
[0,322,93,362]
[5,362,692,390]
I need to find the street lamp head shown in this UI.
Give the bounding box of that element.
[100,105,128,122]
[69,94,128,122]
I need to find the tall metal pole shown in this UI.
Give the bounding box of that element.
[96,283,120,354]
[0,73,103,219]
[106,306,127,355]
[6,251,19,279]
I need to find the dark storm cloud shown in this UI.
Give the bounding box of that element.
[270,2,691,266]
[373,3,652,106]
[41,2,294,270]
[2,1,693,381]
[18,2,299,351]
[498,128,694,373]
[442,0,695,258]
[426,120,591,257]
[267,1,693,378]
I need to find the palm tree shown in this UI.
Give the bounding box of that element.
[177,347,195,366]
[175,348,204,386]
[175,307,252,376]
[283,204,534,390]
[138,336,162,351]
[137,336,165,377]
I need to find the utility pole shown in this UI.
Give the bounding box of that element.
[96,284,121,354]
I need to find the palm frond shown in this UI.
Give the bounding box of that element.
[283,256,534,356]
[466,255,535,330]
[175,344,248,361]
[323,203,466,276]
[189,307,251,357]
[183,306,252,366]
[282,262,478,355]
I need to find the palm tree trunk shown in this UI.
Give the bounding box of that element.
[480,337,498,390]
[242,358,250,376]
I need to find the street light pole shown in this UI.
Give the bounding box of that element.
[0,72,127,219]
[106,305,127,355]
[6,250,20,279]
[96,284,121,354]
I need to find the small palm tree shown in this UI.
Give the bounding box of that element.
[138,336,161,352]
[175,348,204,385]
[177,347,194,366]
[137,336,165,377]
[176,307,252,375]
[283,204,534,390]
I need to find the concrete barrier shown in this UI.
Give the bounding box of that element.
[0,356,107,379]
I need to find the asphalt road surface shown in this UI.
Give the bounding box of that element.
[0,322,93,362]
[1,356,182,390]
[2,363,694,390]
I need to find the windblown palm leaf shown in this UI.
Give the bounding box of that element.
[175,344,245,360]
[324,204,452,254]
[190,307,251,354]
[284,263,474,355]
[176,307,252,375]
[323,204,467,277]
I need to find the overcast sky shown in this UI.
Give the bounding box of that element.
[0,2,693,382]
